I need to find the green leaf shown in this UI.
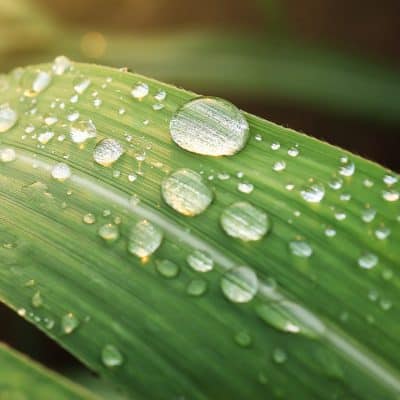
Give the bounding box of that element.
[0,61,399,400]
[0,342,98,399]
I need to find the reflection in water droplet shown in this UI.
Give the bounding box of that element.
[61,313,79,334]
[187,250,213,272]
[0,103,18,132]
[93,138,124,166]
[0,147,16,163]
[102,345,123,368]
[156,259,179,278]
[358,253,378,269]
[169,97,249,156]
[131,82,149,99]
[52,56,72,75]
[186,279,207,296]
[289,240,313,258]
[234,331,252,347]
[70,120,97,144]
[98,224,119,242]
[51,163,71,181]
[161,169,213,216]
[300,183,325,203]
[220,202,269,241]
[128,220,163,257]
[221,266,258,303]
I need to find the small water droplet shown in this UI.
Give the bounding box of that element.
[51,163,71,181]
[375,226,391,240]
[187,250,213,272]
[161,169,213,216]
[61,313,79,334]
[37,130,54,144]
[83,213,96,224]
[52,56,72,75]
[152,103,164,111]
[358,253,378,269]
[30,70,52,94]
[237,182,254,194]
[221,266,258,303]
[272,160,286,172]
[0,103,18,132]
[169,97,249,156]
[361,207,376,223]
[363,178,374,188]
[70,119,97,144]
[234,331,252,347]
[98,224,119,242]
[289,239,313,258]
[380,298,393,311]
[220,202,269,241]
[334,210,347,221]
[31,291,43,308]
[328,178,343,190]
[300,182,325,203]
[273,348,287,364]
[186,278,207,296]
[270,142,280,150]
[128,220,163,257]
[340,193,351,201]
[382,189,399,202]
[338,157,355,177]
[74,77,91,94]
[154,90,167,101]
[383,174,398,186]
[101,344,123,368]
[0,147,16,163]
[131,82,149,99]
[156,259,179,278]
[324,227,336,237]
[287,147,299,157]
[93,138,124,166]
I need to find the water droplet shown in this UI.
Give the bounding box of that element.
[98,224,119,242]
[361,207,376,223]
[154,90,167,101]
[256,303,301,335]
[128,220,163,257]
[234,331,252,347]
[186,279,207,296]
[93,138,124,166]
[375,226,391,240]
[0,103,18,132]
[51,163,71,181]
[334,210,347,221]
[363,178,374,188]
[237,182,254,194]
[131,82,149,99]
[338,157,355,177]
[289,240,313,258]
[273,348,287,364]
[0,147,16,163]
[270,142,280,150]
[83,213,96,224]
[221,266,258,303]
[44,115,58,126]
[300,182,325,203]
[383,174,397,186]
[61,313,79,334]
[161,169,213,216]
[169,97,249,156]
[382,269,393,281]
[156,259,179,278]
[382,189,399,202]
[31,71,52,94]
[287,147,299,157]
[152,103,164,111]
[368,289,379,302]
[101,345,123,368]
[70,119,97,144]
[37,130,54,144]
[74,77,91,94]
[272,160,286,172]
[358,253,378,269]
[324,227,336,237]
[52,56,72,75]
[220,202,269,241]
[32,291,43,308]
[380,298,392,311]
[340,193,351,201]
[187,250,213,272]
[328,177,343,190]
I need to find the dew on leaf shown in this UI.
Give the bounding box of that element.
[272,160,286,172]
[186,278,208,296]
[0,103,18,132]
[128,220,163,257]
[273,348,287,364]
[382,189,399,202]
[169,97,249,156]
[37,130,54,144]
[51,163,71,181]
[237,182,254,194]
[102,344,124,368]
[221,266,258,303]
[289,239,313,258]
[300,182,325,203]
[187,250,213,272]
[93,138,124,166]
[61,313,79,334]
[358,253,378,269]
[131,82,149,99]
[338,157,355,177]
[73,77,91,94]
[52,55,72,75]
[31,291,43,308]
[98,224,119,242]
[0,147,16,163]
[83,213,96,224]
[156,259,180,278]
[234,331,252,347]
[70,119,97,144]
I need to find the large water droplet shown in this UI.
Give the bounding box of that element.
[220,266,258,303]
[169,97,249,156]
[93,138,124,166]
[220,202,269,241]
[161,169,213,216]
[289,239,313,258]
[358,253,378,269]
[128,220,163,257]
[51,163,71,181]
[70,120,97,144]
[187,250,213,272]
[101,345,123,368]
[0,103,18,132]
[300,182,325,203]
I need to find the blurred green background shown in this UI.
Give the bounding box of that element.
[1,0,399,391]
